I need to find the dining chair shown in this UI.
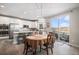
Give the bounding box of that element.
[49,32,55,48]
[32,31,38,36]
[17,33,25,44]
[40,32,55,55]
[23,34,32,55]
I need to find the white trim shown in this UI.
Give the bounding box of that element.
[68,43,79,48]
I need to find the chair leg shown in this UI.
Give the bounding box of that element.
[23,44,28,55]
[23,44,26,54]
[25,46,28,55]
[23,47,26,54]
[51,47,53,54]
[32,49,35,55]
[53,43,54,48]
[46,46,48,55]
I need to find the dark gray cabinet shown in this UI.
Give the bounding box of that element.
[0,24,9,37]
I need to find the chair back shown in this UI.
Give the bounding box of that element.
[23,34,26,43]
[47,32,55,44]
[32,31,38,36]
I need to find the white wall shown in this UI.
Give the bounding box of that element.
[70,8,79,47]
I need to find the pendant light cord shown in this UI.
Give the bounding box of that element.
[41,3,43,17]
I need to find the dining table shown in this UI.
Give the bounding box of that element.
[26,34,47,54]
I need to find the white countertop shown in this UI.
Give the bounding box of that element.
[13,31,33,34]
[0,36,9,39]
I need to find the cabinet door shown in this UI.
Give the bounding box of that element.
[39,24,43,29]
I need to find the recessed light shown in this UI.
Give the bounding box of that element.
[24,12,27,14]
[0,5,5,8]
[36,16,40,18]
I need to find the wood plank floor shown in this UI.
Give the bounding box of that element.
[0,39,79,55]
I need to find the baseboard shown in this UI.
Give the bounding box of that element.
[68,43,79,48]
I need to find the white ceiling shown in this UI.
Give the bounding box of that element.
[0,3,79,20]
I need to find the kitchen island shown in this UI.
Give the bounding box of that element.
[13,31,33,44]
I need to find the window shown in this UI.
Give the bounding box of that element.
[50,15,70,42]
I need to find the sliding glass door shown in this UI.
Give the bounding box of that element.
[50,14,70,42]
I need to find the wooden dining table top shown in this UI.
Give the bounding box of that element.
[26,34,47,40]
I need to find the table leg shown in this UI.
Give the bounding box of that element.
[32,40,37,55]
[40,41,42,52]
[40,44,41,52]
[32,48,37,55]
